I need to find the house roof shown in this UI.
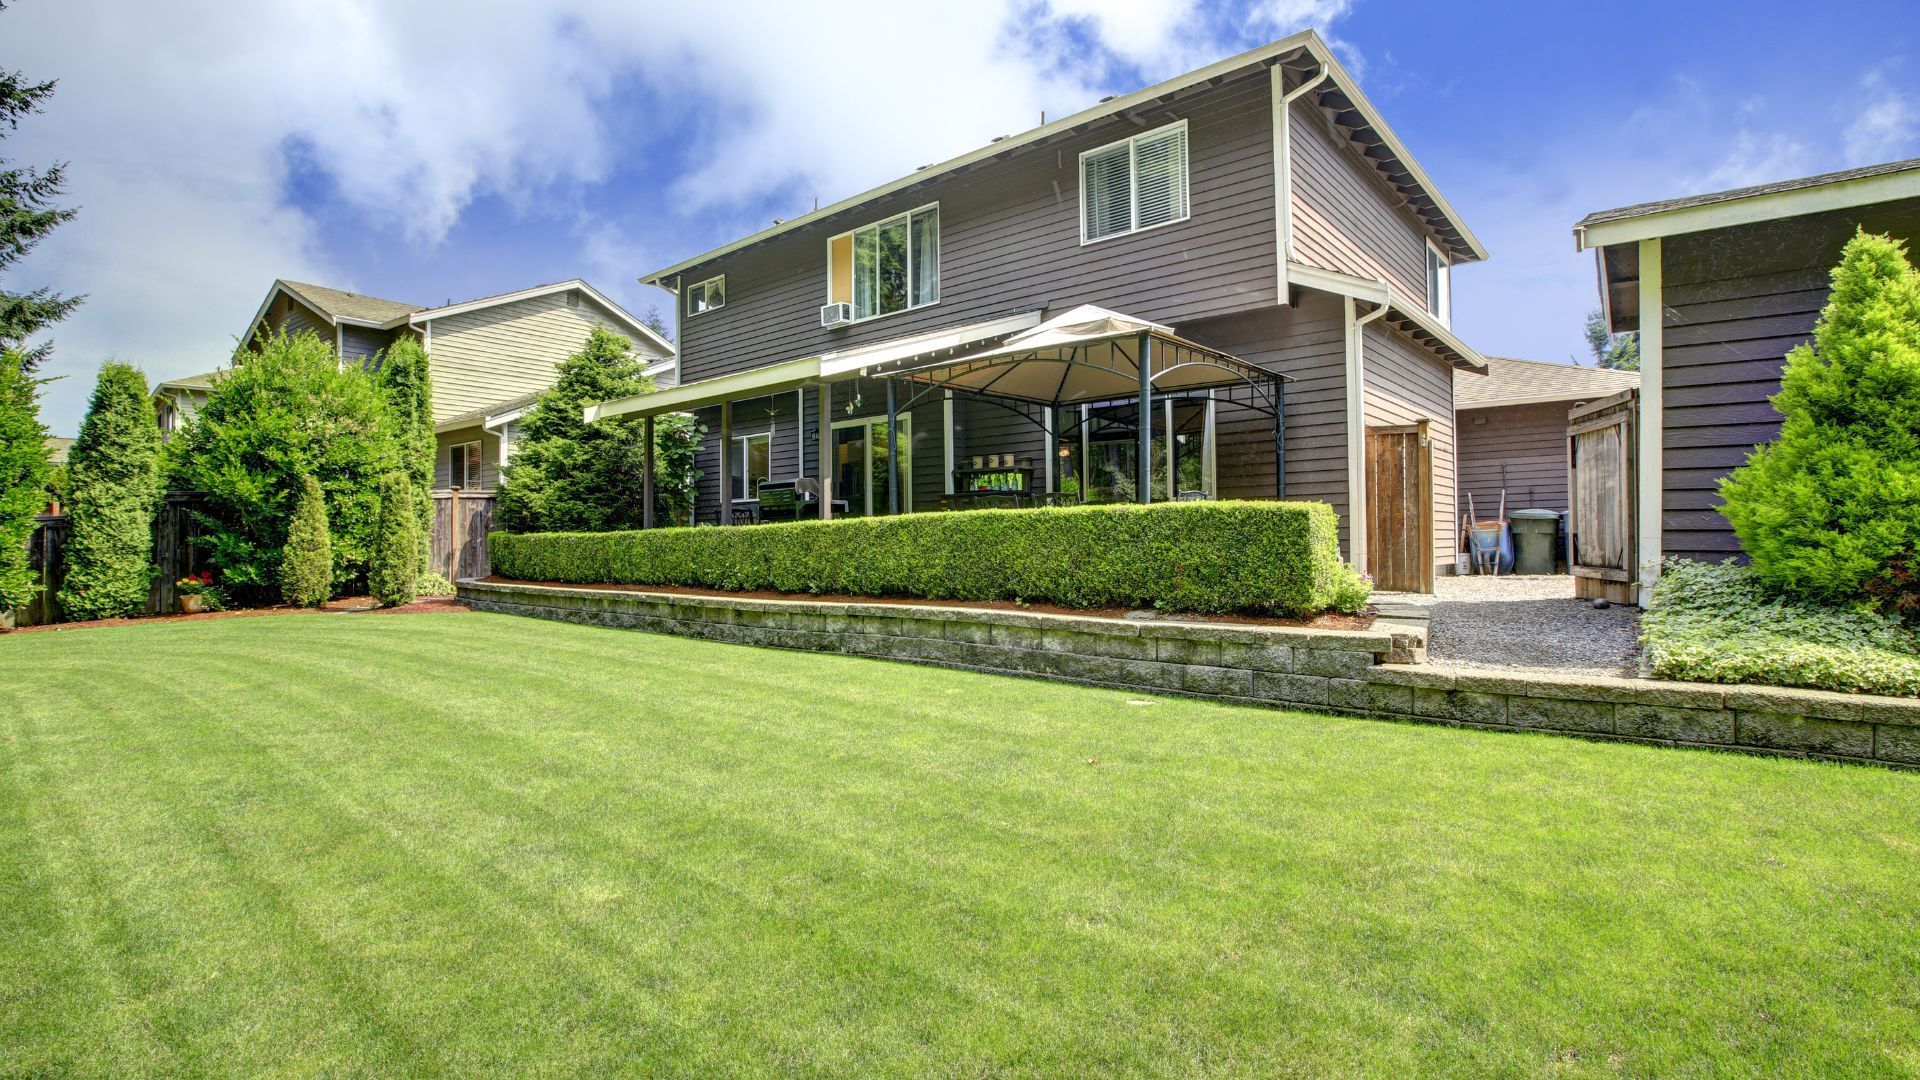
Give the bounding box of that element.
[640,29,1483,287]
[44,436,74,465]
[1454,355,1639,410]
[277,280,424,325]
[1574,158,1920,251]
[152,369,221,395]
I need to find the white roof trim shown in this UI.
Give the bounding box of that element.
[817,310,1044,377]
[1575,167,1920,250]
[641,30,1481,285]
[1459,390,1630,410]
[407,279,676,358]
[1286,261,1484,370]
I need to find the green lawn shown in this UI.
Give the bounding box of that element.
[3,613,1918,1077]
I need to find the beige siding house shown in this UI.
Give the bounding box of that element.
[159,278,677,494]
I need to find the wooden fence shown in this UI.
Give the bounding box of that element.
[1567,389,1637,605]
[22,512,69,626]
[12,494,207,626]
[431,492,495,581]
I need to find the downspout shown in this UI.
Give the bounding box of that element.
[1271,56,1329,306]
[482,416,511,491]
[1345,295,1389,572]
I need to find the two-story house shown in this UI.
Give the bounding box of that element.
[154,277,676,495]
[590,30,1486,591]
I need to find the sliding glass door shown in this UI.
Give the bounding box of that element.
[831,416,912,516]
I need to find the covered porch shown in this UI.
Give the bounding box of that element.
[585,306,1291,526]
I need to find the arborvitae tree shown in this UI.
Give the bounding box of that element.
[369,471,417,607]
[1720,230,1920,617]
[0,348,49,612]
[0,9,82,368]
[280,474,332,607]
[168,329,400,596]
[58,362,162,619]
[498,326,665,532]
[377,336,435,572]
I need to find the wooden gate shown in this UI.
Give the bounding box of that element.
[431,492,495,581]
[1366,423,1433,593]
[22,513,69,626]
[1568,389,1636,604]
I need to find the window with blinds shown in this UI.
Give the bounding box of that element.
[1081,121,1190,243]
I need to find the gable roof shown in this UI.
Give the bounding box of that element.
[641,29,1483,287]
[1574,158,1920,250]
[1454,355,1639,410]
[277,280,424,325]
[412,279,676,358]
[152,369,222,395]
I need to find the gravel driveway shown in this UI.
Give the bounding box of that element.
[1375,576,1642,676]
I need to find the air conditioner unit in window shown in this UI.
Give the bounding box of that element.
[820,302,853,328]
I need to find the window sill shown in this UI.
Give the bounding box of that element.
[827,298,941,330]
[1079,213,1193,248]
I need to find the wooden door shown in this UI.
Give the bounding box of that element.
[1568,389,1637,603]
[1366,424,1432,593]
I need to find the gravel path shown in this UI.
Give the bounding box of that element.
[1376,576,1642,676]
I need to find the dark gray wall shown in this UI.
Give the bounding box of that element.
[673,70,1279,384]
[1659,195,1920,562]
[1457,401,1571,518]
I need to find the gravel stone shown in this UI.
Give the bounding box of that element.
[1375,576,1641,677]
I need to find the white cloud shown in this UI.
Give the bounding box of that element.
[1845,66,1918,165]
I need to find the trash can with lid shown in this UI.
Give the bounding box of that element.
[1509,509,1560,575]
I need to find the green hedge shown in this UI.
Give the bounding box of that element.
[489,501,1370,616]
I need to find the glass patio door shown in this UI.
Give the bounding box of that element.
[831,416,912,516]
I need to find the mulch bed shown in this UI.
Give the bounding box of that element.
[479,576,1374,631]
[7,595,469,634]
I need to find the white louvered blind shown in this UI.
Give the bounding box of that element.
[1081,122,1189,242]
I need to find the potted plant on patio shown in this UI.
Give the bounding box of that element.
[174,571,225,614]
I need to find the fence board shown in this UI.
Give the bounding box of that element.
[431,493,496,581]
[1568,391,1636,603]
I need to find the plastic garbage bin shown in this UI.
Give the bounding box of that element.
[1509,509,1560,575]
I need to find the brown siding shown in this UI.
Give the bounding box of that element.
[1457,401,1570,518]
[1363,320,1455,573]
[1659,195,1920,562]
[674,72,1279,384]
[1288,99,1433,314]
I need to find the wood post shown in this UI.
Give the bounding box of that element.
[643,414,656,529]
[449,486,461,581]
[816,383,834,521]
[718,400,733,525]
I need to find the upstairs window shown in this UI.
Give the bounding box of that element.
[1425,242,1451,325]
[687,275,726,317]
[1081,121,1190,243]
[828,205,939,321]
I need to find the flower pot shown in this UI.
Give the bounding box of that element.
[179,594,208,615]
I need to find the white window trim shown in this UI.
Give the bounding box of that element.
[1078,119,1192,247]
[1425,239,1451,327]
[730,431,772,502]
[686,274,726,318]
[449,440,483,491]
[825,201,941,327]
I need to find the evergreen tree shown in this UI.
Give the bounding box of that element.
[280,474,332,607]
[168,329,400,596]
[1,8,82,368]
[498,326,684,532]
[1720,230,1920,616]
[377,335,435,571]
[58,361,161,620]
[0,347,48,612]
[369,472,417,607]
[1583,307,1640,371]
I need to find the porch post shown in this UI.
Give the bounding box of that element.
[643,414,656,529]
[885,377,900,516]
[1136,332,1153,504]
[1274,376,1287,500]
[718,400,733,524]
[816,383,834,521]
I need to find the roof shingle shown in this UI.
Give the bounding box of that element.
[1454,355,1638,409]
[278,280,423,324]
[1576,158,1920,228]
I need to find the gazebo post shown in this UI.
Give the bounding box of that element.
[1136,331,1153,505]
[718,400,733,524]
[1274,376,1287,499]
[816,383,834,521]
[886,377,900,516]
[643,414,656,529]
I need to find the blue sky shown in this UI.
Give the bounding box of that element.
[11,0,1919,433]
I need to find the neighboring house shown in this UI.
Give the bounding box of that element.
[44,436,74,466]
[588,30,1487,592]
[1454,356,1638,517]
[1574,157,1920,601]
[152,278,675,494]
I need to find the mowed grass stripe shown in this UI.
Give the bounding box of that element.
[3,612,1919,1076]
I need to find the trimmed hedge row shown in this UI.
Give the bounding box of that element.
[489,501,1370,616]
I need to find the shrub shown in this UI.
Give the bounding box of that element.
[491,501,1370,617]
[1643,559,1920,697]
[167,329,401,596]
[280,475,332,607]
[377,336,435,573]
[58,361,162,620]
[497,326,702,532]
[0,350,50,612]
[369,472,417,607]
[1719,230,1920,617]
[415,572,454,597]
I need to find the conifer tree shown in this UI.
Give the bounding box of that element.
[59,361,161,619]
[369,471,417,607]
[0,348,49,612]
[280,474,332,607]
